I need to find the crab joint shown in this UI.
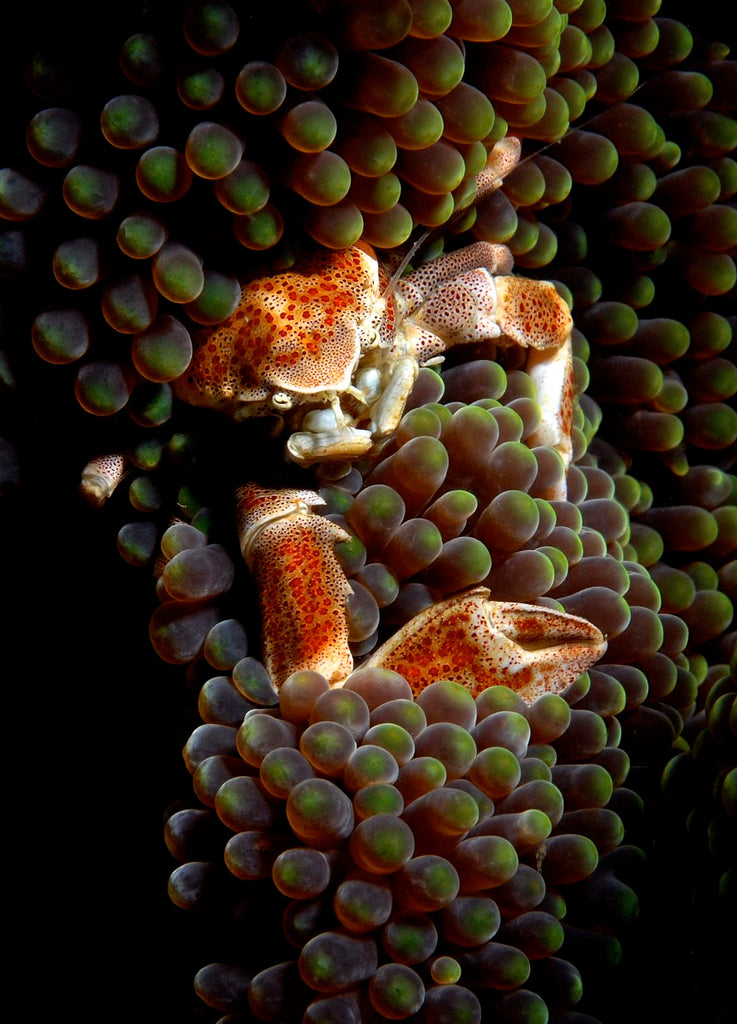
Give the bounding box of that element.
[364,586,607,703]
[236,483,354,689]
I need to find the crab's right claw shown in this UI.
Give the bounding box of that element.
[365,587,607,703]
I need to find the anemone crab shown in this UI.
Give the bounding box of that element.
[79,137,597,701]
[172,137,574,470]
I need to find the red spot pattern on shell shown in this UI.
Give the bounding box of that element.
[411,268,505,346]
[494,277,572,350]
[79,452,127,506]
[378,598,511,700]
[366,589,607,703]
[174,247,382,411]
[236,484,353,689]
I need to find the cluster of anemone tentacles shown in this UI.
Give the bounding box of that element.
[1,1,735,1023]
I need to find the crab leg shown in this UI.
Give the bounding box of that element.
[364,586,606,703]
[236,483,354,689]
[525,337,575,481]
[369,354,420,439]
[474,136,523,201]
[398,254,575,497]
[79,453,127,506]
[394,241,515,314]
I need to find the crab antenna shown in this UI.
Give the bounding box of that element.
[380,83,647,304]
[381,226,434,300]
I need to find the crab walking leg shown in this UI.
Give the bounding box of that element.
[236,483,354,689]
[394,241,515,313]
[399,261,571,356]
[526,336,575,491]
[79,453,127,507]
[474,136,523,201]
[365,586,607,703]
[492,274,574,498]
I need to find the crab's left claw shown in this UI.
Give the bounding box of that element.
[365,586,606,703]
[237,483,354,689]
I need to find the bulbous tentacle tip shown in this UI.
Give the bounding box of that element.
[364,586,606,703]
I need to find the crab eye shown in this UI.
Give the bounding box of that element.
[354,366,382,403]
[272,391,293,410]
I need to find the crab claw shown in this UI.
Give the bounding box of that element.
[236,483,354,689]
[364,586,606,703]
